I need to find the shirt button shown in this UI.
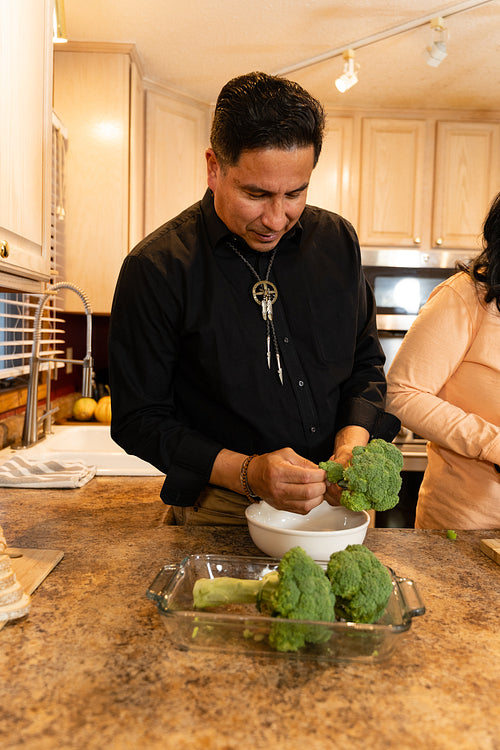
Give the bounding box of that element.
[310,426,317,433]
[283,336,289,344]
[298,380,304,387]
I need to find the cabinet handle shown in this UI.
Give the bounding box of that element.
[413,236,421,245]
[435,237,443,246]
[0,240,9,258]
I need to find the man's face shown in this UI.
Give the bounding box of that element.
[206,146,315,252]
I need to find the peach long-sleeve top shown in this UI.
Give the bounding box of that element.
[386,271,500,529]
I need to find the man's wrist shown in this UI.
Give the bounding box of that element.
[239,454,260,502]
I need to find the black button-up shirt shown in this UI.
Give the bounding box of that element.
[109,190,389,506]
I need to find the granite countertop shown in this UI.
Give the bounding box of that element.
[1,477,499,750]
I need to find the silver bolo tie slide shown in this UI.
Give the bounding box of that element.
[251,280,283,384]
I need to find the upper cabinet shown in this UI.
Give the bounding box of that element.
[144,85,210,237]
[0,0,53,291]
[432,121,500,250]
[307,116,357,225]
[53,43,145,313]
[358,118,430,248]
[357,115,500,253]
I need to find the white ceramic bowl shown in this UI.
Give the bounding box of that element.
[245,501,370,562]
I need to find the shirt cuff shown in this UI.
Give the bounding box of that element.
[337,397,401,442]
[160,431,223,507]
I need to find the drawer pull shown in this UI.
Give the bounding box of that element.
[0,240,9,258]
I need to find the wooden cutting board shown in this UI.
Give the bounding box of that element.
[480,538,500,566]
[0,547,64,631]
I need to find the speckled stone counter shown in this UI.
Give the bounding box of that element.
[1,478,499,750]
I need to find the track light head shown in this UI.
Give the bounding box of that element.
[425,17,448,67]
[335,49,359,93]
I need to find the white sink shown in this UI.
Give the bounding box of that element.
[0,425,163,476]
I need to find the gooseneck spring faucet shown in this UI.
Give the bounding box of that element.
[22,282,93,448]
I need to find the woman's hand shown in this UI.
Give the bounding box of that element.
[322,425,370,507]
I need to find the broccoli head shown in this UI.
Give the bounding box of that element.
[319,438,404,512]
[257,546,336,652]
[326,544,393,623]
[192,546,336,653]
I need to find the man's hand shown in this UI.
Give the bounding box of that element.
[246,448,326,515]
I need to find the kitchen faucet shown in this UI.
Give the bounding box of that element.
[21,282,93,448]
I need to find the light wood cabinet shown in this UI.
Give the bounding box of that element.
[358,118,430,248]
[144,87,210,236]
[432,121,500,250]
[53,44,145,313]
[307,116,357,224]
[357,116,499,253]
[0,0,53,291]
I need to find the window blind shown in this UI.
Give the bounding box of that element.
[0,112,68,383]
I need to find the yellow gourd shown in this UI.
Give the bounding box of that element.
[72,397,97,422]
[94,395,112,424]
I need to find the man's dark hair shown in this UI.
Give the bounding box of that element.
[210,71,325,168]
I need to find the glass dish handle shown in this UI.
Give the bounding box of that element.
[146,563,180,603]
[395,576,426,618]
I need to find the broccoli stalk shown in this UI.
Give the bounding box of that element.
[192,547,336,653]
[192,571,278,608]
[326,544,393,623]
[319,438,404,512]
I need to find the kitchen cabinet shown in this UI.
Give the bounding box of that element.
[358,117,431,248]
[306,115,357,224]
[0,0,53,292]
[358,116,500,252]
[432,121,500,250]
[53,44,145,313]
[144,86,210,236]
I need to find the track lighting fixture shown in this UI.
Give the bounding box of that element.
[425,17,448,67]
[335,49,359,93]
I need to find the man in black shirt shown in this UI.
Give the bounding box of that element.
[108,71,398,524]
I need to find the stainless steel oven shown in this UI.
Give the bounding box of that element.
[361,248,471,526]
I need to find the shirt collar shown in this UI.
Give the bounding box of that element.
[201,188,303,255]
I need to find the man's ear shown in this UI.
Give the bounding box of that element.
[206,148,219,190]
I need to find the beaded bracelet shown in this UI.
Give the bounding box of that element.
[240,454,260,502]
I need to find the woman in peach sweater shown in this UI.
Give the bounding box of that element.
[386,192,500,529]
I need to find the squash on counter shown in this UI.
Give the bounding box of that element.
[95,395,111,424]
[72,397,97,421]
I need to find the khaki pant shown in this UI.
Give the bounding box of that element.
[171,485,252,526]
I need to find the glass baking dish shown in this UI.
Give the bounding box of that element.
[146,554,425,662]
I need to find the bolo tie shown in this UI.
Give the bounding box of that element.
[228,240,283,385]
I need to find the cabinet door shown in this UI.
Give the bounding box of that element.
[358,118,427,248]
[53,51,131,313]
[144,91,209,236]
[129,62,145,251]
[0,0,52,289]
[432,121,500,251]
[307,116,355,223]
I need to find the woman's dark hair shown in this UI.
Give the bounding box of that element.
[458,191,500,312]
[210,71,325,168]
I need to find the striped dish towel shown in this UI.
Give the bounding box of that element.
[0,455,96,488]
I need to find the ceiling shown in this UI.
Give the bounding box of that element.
[63,0,500,112]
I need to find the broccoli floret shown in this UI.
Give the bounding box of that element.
[326,544,393,623]
[319,438,404,512]
[192,546,336,653]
